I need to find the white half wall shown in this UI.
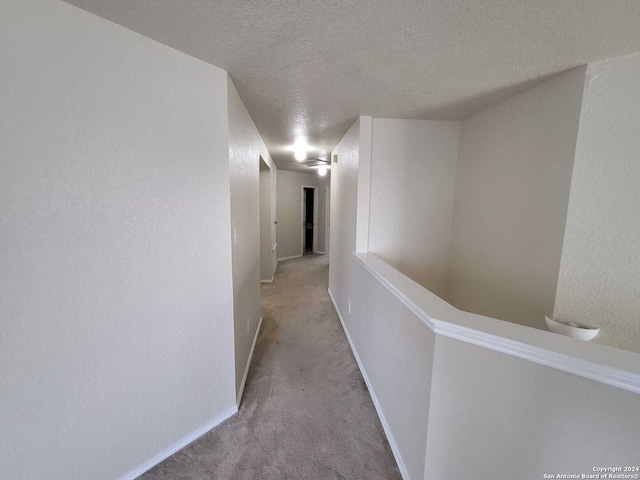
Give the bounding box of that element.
[276,170,326,259]
[336,254,640,480]
[554,54,640,353]
[346,259,435,480]
[0,1,236,478]
[368,119,460,298]
[425,335,640,479]
[228,79,276,400]
[447,67,586,330]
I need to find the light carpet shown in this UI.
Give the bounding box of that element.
[141,254,401,480]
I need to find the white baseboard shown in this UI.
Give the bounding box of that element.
[316,251,327,255]
[237,317,263,405]
[277,254,302,262]
[119,405,238,480]
[261,261,278,284]
[327,288,410,480]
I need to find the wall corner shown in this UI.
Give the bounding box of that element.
[356,116,373,253]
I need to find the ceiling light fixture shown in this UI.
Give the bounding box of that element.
[292,136,311,161]
[318,166,328,176]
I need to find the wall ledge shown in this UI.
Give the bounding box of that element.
[353,252,640,394]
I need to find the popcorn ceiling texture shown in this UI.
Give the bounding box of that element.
[553,53,640,353]
[63,0,640,171]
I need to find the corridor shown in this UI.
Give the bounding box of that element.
[141,254,401,480]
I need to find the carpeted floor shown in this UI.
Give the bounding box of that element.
[140,254,401,480]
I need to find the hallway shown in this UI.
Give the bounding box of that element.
[141,254,401,480]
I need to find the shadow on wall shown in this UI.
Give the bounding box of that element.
[365,60,640,354]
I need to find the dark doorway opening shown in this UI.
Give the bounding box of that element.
[303,187,315,254]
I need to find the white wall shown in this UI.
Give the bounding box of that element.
[554,54,640,353]
[447,67,586,330]
[276,170,326,259]
[317,175,330,253]
[347,259,435,480]
[228,79,276,399]
[259,164,277,281]
[326,69,640,480]
[328,119,363,317]
[0,1,236,478]
[368,119,460,298]
[425,336,640,479]
[338,254,640,480]
[356,117,373,252]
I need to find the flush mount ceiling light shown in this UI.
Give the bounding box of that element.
[292,136,311,161]
[318,166,328,176]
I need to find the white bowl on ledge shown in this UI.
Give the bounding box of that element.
[545,316,600,341]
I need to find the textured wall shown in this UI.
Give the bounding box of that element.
[349,259,435,480]
[259,166,277,281]
[425,336,640,479]
[447,68,586,330]
[0,1,236,478]
[328,119,362,320]
[317,175,330,253]
[276,170,325,259]
[228,79,276,398]
[554,54,640,353]
[368,119,460,298]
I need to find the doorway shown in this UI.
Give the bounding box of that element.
[302,186,318,255]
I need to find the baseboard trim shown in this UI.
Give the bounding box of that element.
[119,405,238,480]
[316,251,327,255]
[327,289,410,480]
[261,261,278,284]
[277,254,302,262]
[237,317,263,405]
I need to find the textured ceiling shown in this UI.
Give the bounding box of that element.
[64,0,640,171]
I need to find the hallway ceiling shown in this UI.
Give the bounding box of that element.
[64,0,640,171]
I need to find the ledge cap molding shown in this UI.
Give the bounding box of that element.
[352,252,640,395]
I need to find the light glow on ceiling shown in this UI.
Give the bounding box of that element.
[292,136,311,161]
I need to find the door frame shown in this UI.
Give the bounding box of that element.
[301,185,319,255]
